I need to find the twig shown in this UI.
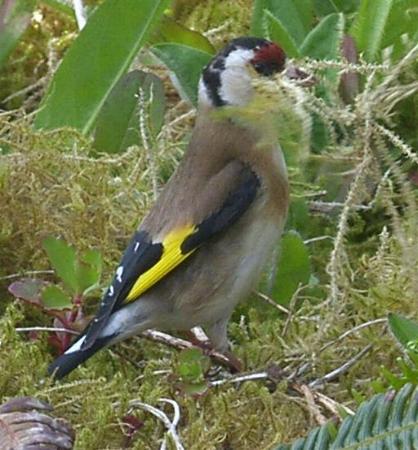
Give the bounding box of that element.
[209,370,269,387]
[0,270,54,281]
[253,291,290,315]
[375,122,418,166]
[309,200,371,214]
[309,344,373,388]
[203,21,231,37]
[2,77,46,104]
[141,329,233,369]
[137,86,158,199]
[281,284,306,337]
[209,368,354,419]
[289,382,354,417]
[303,235,333,245]
[159,398,184,450]
[327,155,372,304]
[299,384,327,425]
[319,318,387,353]
[15,326,79,335]
[123,399,185,450]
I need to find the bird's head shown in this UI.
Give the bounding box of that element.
[198,37,309,109]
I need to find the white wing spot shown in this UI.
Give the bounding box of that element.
[134,242,140,252]
[108,285,114,296]
[64,335,86,354]
[116,266,124,283]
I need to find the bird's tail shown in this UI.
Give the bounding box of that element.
[47,333,113,380]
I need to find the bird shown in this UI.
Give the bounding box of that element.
[48,36,303,379]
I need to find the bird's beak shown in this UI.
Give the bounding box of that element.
[284,63,315,87]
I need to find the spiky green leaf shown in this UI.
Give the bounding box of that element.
[35,0,169,133]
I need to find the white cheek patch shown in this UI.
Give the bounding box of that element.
[219,68,253,106]
[220,48,255,106]
[223,48,254,69]
[108,285,114,297]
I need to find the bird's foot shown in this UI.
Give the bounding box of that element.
[185,327,242,373]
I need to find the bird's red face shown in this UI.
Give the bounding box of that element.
[250,41,286,76]
[199,37,312,107]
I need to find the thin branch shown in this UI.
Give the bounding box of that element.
[136,86,158,198]
[309,344,373,388]
[122,399,185,450]
[141,329,233,369]
[253,291,290,315]
[304,235,334,245]
[209,369,354,419]
[309,200,372,214]
[159,398,184,450]
[209,371,269,387]
[375,122,418,166]
[327,155,372,304]
[15,327,79,335]
[0,270,54,281]
[319,318,387,353]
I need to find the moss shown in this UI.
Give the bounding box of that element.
[177,0,253,47]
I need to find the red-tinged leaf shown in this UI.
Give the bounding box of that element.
[8,278,44,305]
[339,35,359,104]
[122,414,144,437]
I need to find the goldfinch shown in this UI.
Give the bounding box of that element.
[49,37,298,379]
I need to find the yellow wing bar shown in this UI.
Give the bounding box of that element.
[125,225,196,302]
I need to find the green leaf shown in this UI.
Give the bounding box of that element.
[152,43,212,106]
[251,0,313,45]
[313,0,338,15]
[275,384,418,449]
[177,348,210,383]
[42,237,77,293]
[93,70,166,154]
[263,10,301,58]
[41,285,73,310]
[151,16,215,54]
[300,13,345,60]
[34,0,169,133]
[287,198,310,233]
[0,0,36,67]
[332,0,360,13]
[351,0,394,61]
[313,0,360,15]
[380,0,418,61]
[272,231,311,306]
[75,248,102,294]
[388,313,418,350]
